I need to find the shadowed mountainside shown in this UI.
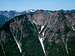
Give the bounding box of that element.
[0,14,44,56]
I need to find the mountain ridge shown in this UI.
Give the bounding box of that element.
[0,10,75,56]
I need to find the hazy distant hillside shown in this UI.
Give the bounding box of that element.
[0,15,9,27]
[0,10,35,18]
[0,11,22,18]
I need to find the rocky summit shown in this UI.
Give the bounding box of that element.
[0,10,75,56]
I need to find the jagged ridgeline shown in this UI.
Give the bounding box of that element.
[0,14,44,56]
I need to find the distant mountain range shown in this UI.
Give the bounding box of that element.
[0,9,75,18]
[0,11,21,18]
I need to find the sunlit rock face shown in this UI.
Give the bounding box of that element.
[41,12,75,56]
[32,10,75,56]
[0,14,44,56]
[32,10,49,26]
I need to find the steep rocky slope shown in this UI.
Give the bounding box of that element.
[32,10,75,56]
[0,10,75,56]
[0,14,44,56]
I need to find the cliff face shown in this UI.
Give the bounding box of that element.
[0,10,75,56]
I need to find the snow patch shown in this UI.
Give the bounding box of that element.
[14,36,22,53]
[39,37,46,56]
[38,25,46,56]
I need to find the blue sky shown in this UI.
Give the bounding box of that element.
[0,0,75,11]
